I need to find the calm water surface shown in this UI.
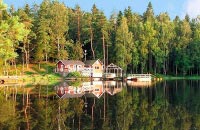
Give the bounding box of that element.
[0,80,199,130]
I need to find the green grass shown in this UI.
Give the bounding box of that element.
[0,62,63,85]
[155,74,200,80]
[21,73,62,84]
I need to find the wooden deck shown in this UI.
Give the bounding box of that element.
[0,76,22,84]
[126,74,152,82]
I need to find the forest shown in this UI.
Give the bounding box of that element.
[1,0,200,76]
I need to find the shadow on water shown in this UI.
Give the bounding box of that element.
[0,80,200,130]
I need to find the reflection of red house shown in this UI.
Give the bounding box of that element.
[55,60,85,73]
[56,85,84,98]
[56,86,66,98]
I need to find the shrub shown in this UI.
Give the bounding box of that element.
[66,72,82,78]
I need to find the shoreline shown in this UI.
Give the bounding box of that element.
[158,75,200,80]
[1,74,200,85]
[0,74,62,85]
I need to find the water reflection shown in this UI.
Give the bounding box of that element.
[55,81,123,99]
[55,82,84,98]
[0,80,200,130]
[126,80,154,87]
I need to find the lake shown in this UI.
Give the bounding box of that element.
[0,80,199,130]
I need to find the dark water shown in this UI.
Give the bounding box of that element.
[0,80,200,130]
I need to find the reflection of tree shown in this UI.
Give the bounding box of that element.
[115,88,134,130]
[98,87,134,130]
[123,80,200,130]
[0,88,20,129]
[78,80,200,130]
[23,89,31,130]
[67,80,82,87]
[69,98,84,130]
[42,81,200,129]
[0,80,199,130]
[174,106,191,130]
[31,98,51,130]
[131,88,158,130]
[30,97,83,130]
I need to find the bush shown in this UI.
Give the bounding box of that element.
[66,72,82,78]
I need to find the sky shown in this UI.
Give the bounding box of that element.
[3,0,200,19]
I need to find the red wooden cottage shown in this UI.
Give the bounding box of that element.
[55,60,85,73]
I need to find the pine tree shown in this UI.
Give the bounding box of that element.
[0,10,28,75]
[154,13,174,74]
[34,0,51,68]
[114,17,133,71]
[17,4,34,69]
[49,1,68,60]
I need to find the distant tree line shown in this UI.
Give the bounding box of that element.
[1,0,200,75]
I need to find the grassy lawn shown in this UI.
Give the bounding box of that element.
[155,74,200,80]
[0,62,63,85]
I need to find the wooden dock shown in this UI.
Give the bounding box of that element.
[72,74,154,82]
[126,74,152,82]
[0,76,22,84]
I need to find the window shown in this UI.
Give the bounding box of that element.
[95,66,99,69]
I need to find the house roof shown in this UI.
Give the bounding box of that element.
[58,60,85,65]
[84,59,102,66]
[105,88,122,95]
[84,91,105,98]
[106,63,122,70]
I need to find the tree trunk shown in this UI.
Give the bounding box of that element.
[23,36,29,69]
[4,59,8,76]
[154,63,157,74]
[166,56,170,75]
[22,53,25,74]
[91,98,95,129]
[163,61,166,75]
[141,62,145,74]
[77,13,81,42]
[79,116,81,130]
[45,52,48,62]
[24,91,30,130]
[45,42,48,62]
[39,85,41,100]
[149,52,152,73]
[90,24,95,59]
[27,41,30,68]
[104,91,106,122]
[102,33,106,70]
[38,62,41,70]
[106,43,108,67]
[25,49,28,69]
[14,60,17,76]
[57,38,60,59]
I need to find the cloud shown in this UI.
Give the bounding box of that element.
[185,0,200,18]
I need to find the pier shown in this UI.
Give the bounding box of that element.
[0,76,22,84]
[126,74,153,82]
